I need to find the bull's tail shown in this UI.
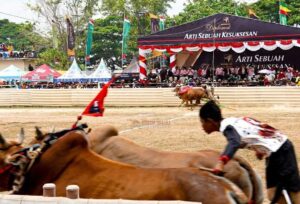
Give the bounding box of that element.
[233,155,264,204]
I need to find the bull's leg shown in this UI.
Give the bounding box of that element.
[189,100,194,110]
[179,100,185,107]
[186,100,189,107]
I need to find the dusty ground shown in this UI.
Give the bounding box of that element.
[0,105,299,203]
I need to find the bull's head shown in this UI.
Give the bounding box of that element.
[29,126,54,145]
[0,128,25,191]
[173,85,181,96]
[0,128,24,151]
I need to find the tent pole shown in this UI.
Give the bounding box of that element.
[212,18,216,88]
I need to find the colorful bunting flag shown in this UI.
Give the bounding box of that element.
[279,1,291,15]
[122,17,131,65]
[279,1,291,25]
[85,19,94,65]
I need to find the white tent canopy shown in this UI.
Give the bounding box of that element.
[56,59,86,82]
[87,58,111,82]
[0,65,26,80]
[113,57,140,79]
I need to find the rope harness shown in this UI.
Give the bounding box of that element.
[0,123,89,194]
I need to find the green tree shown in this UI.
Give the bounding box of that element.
[92,16,123,68]
[101,0,175,16]
[0,19,48,51]
[36,48,69,70]
[173,0,248,25]
[252,0,300,25]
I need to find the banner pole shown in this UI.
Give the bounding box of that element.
[212,18,216,88]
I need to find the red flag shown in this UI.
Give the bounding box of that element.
[81,78,114,117]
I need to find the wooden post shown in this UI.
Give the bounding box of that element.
[43,183,56,197]
[66,185,80,199]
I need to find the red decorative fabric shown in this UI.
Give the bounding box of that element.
[178,86,191,95]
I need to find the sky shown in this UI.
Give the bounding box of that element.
[0,0,259,25]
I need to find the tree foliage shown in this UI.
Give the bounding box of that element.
[28,0,100,52]
[173,0,248,25]
[101,0,175,16]
[27,0,176,66]
[252,0,300,25]
[92,16,123,68]
[0,19,48,51]
[97,0,175,65]
[36,48,68,70]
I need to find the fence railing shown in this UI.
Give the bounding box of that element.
[0,183,200,204]
[0,87,299,107]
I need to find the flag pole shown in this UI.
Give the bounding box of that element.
[121,12,125,69]
[85,19,88,71]
[278,0,281,24]
[85,33,87,71]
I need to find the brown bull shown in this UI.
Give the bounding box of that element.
[0,131,248,204]
[86,125,264,204]
[173,86,218,108]
[173,86,207,107]
[32,125,263,203]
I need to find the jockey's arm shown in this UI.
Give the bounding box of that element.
[221,125,242,162]
[213,126,242,174]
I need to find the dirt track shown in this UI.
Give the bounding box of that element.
[0,105,299,203]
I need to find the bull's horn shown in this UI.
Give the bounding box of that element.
[51,126,55,133]
[0,133,7,146]
[35,126,44,141]
[0,134,9,149]
[17,128,25,145]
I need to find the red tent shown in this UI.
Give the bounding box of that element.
[22,64,61,82]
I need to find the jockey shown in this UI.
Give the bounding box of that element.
[199,100,300,204]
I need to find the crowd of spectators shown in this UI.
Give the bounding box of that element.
[0,43,37,59]
[145,65,300,87]
[1,64,300,89]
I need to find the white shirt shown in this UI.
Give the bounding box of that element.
[220,117,287,156]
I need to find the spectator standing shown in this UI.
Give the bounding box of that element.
[174,67,180,81]
[197,68,202,78]
[28,64,34,71]
[187,67,194,79]
[247,66,255,80]
[180,67,188,82]
[160,67,167,82]
[167,68,174,82]
[215,67,224,81]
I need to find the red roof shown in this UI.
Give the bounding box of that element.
[22,64,61,82]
